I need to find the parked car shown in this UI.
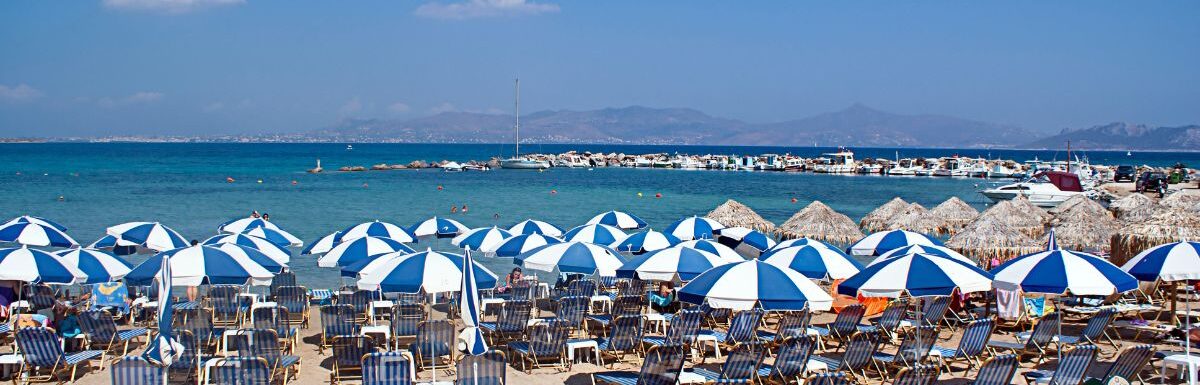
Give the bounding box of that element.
[1114,165,1136,182]
[1136,171,1168,197]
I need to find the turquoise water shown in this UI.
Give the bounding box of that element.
[2,143,1196,289]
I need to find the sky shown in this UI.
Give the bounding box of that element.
[1,0,1197,137]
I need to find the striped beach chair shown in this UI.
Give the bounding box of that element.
[270,271,297,296]
[889,364,940,385]
[1088,344,1153,384]
[642,309,702,350]
[987,311,1061,364]
[1056,307,1118,350]
[756,336,817,385]
[871,325,938,377]
[362,351,413,385]
[320,304,360,354]
[390,303,424,349]
[208,285,245,327]
[276,286,311,328]
[251,306,297,353]
[931,318,994,375]
[235,329,301,385]
[805,372,850,385]
[410,320,455,374]
[587,295,642,330]
[77,309,148,358]
[858,299,908,340]
[595,315,644,366]
[1020,345,1099,385]
[479,300,531,345]
[970,354,1019,385]
[346,290,375,324]
[168,330,211,385]
[809,304,865,351]
[809,331,883,383]
[508,319,571,372]
[209,357,272,385]
[310,288,334,306]
[592,344,687,385]
[110,357,163,385]
[902,296,951,331]
[15,327,105,384]
[331,335,378,385]
[692,341,767,383]
[179,308,223,354]
[456,350,506,385]
[758,310,811,344]
[701,308,764,350]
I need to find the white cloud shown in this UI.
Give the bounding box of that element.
[429,102,457,114]
[415,0,559,20]
[102,0,244,14]
[387,102,411,114]
[339,97,363,116]
[98,91,164,108]
[0,84,44,102]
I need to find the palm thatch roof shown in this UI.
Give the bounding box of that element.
[946,215,1042,265]
[1109,193,1158,223]
[975,196,1049,237]
[705,199,776,233]
[1161,191,1200,210]
[922,197,980,235]
[885,203,929,231]
[1048,195,1119,253]
[1110,207,1200,266]
[859,197,908,232]
[776,200,864,244]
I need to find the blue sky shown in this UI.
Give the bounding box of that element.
[1,0,1197,136]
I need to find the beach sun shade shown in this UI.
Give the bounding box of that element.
[0,247,85,284]
[105,222,189,252]
[678,260,833,311]
[335,220,417,244]
[761,245,864,281]
[838,252,993,298]
[239,226,303,248]
[1122,241,1200,282]
[339,250,410,278]
[586,210,648,230]
[617,245,739,281]
[202,233,292,264]
[317,236,414,268]
[483,233,562,257]
[89,234,141,256]
[677,239,745,262]
[217,217,281,234]
[302,231,341,255]
[459,249,488,355]
[209,242,286,274]
[714,227,777,257]
[563,224,627,247]
[615,229,681,255]
[869,244,974,267]
[508,219,565,237]
[664,216,726,241]
[54,248,132,284]
[848,229,943,257]
[141,254,183,366]
[2,215,68,232]
[356,248,498,294]
[0,222,77,248]
[125,245,275,286]
[452,227,513,252]
[516,241,625,276]
[772,237,838,252]
[409,217,469,238]
[991,248,1139,296]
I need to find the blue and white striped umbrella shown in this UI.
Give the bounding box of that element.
[563,224,627,247]
[677,240,745,262]
[848,229,943,256]
[0,247,85,284]
[516,241,625,276]
[105,222,189,252]
[2,215,68,232]
[240,227,303,248]
[508,219,565,237]
[125,245,275,286]
[89,234,141,256]
[839,253,993,298]
[54,248,133,284]
[483,233,562,258]
[339,250,410,278]
[452,227,513,251]
[142,254,183,366]
[870,244,973,267]
[678,260,833,311]
[336,221,417,244]
[760,245,864,280]
[302,231,341,255]
[991,249,1138,296]
[409,217,469,239]
[202,233,292,264]
[317,236,414,268]
[772,237,838,251]
[617,245,740,281]
[1122,241,1200,282]
[615,229,681,255]
[586,210,648,230]
[217,217,280,234]
[459,249,488,355]
[664,216,725,241]
[356,249,498,294]
[714,227,777,257]
[209,243,287,274]
[0,222,77,247]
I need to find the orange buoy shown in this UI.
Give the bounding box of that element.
[437,185,444,191]
[791,197,798,203]
[655,193,662,198]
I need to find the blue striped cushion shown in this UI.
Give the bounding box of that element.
[871,352,897,363]
[692,367,721,381]
[808,327,830,337]
[65,350,104,365]
[279,355,301,368]
[508,341,532,354]
[117,329,148,341]
[810,355,841,371]
[593,371,639,385]
[755,331,777,342]
[642,336,668,346]
[931,346,958,358]
[700,330,727,343]
[587,315,612,325]
[478,322,498,332]
[756,365,773,377]
[986,340,1024,350]
[856,325,879,333]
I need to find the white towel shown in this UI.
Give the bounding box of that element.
[996,288,1022,320]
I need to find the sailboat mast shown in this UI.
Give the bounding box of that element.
[1066,140,1071,173]
[514,78,520,158]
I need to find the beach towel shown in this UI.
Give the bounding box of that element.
[996,288,1022,320]
[91,282,130,315]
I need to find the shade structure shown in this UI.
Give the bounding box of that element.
[409,217,469,238]
[1122,241,1200,282]
[838,253,993,298]
[302,231,341,255]
[54,248,133,284]
[217,217,280,234]
[2,215,68,232]
[921,197,980,235]
[0,247,85,284]
[458,249,488,355]
[774,201,864,244]
[714,227,777,257]
[208,243,286,274]
[105,222,189,252]
[516,241,624,276]
[615,229,681,255]
[340,251,409,277]
[356,249,498,294]
[240,227,303,248]
[483,233,562,258]
[1109,207,1200,267]
[859,197,909,232]
[0,222,77,247]
[946,215,1043,264]
[125,245,275,286]
[335,221,417,244]
[563,224,627,247]
[760,245,863,280]
[317,236,414,268]
[990,248,1138,296]
[772,237,839,251]
[664,216,725,241]
[678,260,833,311]
[89,234,140,256]
[885,203,929,231]
[586,210,648,230]
[141,253,183,366]
[870,244,974,267]
[452,227,513,251]
[202,233,292,264]
[677,240,744,262]
[848,229,942,256]
[507,219,565,237]
[705,199,775,233]
[617,246,739,281]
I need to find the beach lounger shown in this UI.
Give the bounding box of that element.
[888,364,940,385]
[758,310,811,344]
[410,319,455,375]
[870,325,938,378]
[642,309,702,350]
[1020,345,1098,385]
[391,303,423,349]
[77,309,148,359]
[275,285,310,328]
[235,329,301,385]
[346,290,375,324]
[930,318,994,375]
[251,306,297,353]
[320,304,360,354]
[209,357,272,385]
[15,327,105,384]
[700,308,764,352]
[987,311,1061,364]
[546,295,589,335]
[1087,344,1153,384]
[692,341,766,384]
[508,319,571,372]
[208,285,245,327]
[756,336,818,384]
[363,351,413,385]
[593,314,644,366]
[457,350,506,385]
[970,354,1019,385]
[111,356,163,385]
[310,288,334,306]
[809,331,883,384]
[805,372,850,385]
[1056,307,1117,350]
[270,271,297,296]
[480,299,531,345]
[901,296,950,330]
[331,335,378,385]
[591,344,687,385]
[178,308,223,354]
[587,295,642,330]
[809,304,865,351]
[168,330,211,385]
[859,299,907,340]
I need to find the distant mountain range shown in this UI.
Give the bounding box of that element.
[1023,122,1200,151]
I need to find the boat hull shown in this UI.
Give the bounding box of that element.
[500,159,550,169]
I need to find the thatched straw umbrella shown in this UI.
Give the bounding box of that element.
[705,199,776,233]
[1047,195,1119,253]
[859,197,908,232]
[885,203,928,231]
[1161,191,1200,210]
[976,196,1049,238]
[1110,208,1200,266]
[946,216,1042,266]
[1109,193,1158,223]
[776,201,865,245]
[919,197,980,235]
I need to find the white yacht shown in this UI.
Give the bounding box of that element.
[812,149,855,173]
[500,79,551,170]
[980,171,1086,207]
[933,157,970,177]
[887,158,920,176]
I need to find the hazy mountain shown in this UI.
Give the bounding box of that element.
[1024,122,1200,151]
[738,104,1038,148]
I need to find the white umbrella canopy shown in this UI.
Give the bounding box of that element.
[54,248,132,284]
[202,233,292,264]
[105,222,189,252]
[677,240,745,262]
[356,249,498,294]
[839,253,993,298]
[678,260,833,311]
[0,222,77,248]
[125,245,275,287]
[516,241,625,276]
[0,247,86,284]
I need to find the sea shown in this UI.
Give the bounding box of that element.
[2,142,1197,289]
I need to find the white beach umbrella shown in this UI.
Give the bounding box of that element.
[678,260,833,311]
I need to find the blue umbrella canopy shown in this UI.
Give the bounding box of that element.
[217,217,280,234]
[208,243,286,274]
[54,248,133,284]
[105,222,189,252]
[869,244,973,267]
[202,233,292,264]
[714,227,777,257]
[484,233,562,258]
[772,237,839,251]
[991,248,1138,296]
[615,230,681,255]
[356,249,498,294]
[317,236,415,268]
[516,241,625,276]
[839,252,993,298]
[303,231,341,255]
[2,215,68,232]
[1122,241,1200,282]
[0,247,85,284]
[0,222,77,248]
[562,224,627,247]
[336,220,417,243]
[452,227,513,251]
[240,227,303,248]
[664,216,725,241]
[125,245,274,286]
[677,239,745,262]
[617,246,739,281]
[409,217,469,238]
[508,219,565,237]
[89,234,140,256]
[848,229,943,256]
[678,260,833,311]
[586,210,648,230]
[760,245,864,280]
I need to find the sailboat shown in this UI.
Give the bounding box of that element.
[500,79,550,170]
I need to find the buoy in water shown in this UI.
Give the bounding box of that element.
[437,185,444,191]
[791,197,797,203]
[637,192,643,197]
[291,180,298,185]
[655,193,662,198]
[226,177,235,183]
[257,179,263,184]
[550,189,557,194]
[363,183,369,188]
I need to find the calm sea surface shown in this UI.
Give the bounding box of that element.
[2,143,1196,288]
